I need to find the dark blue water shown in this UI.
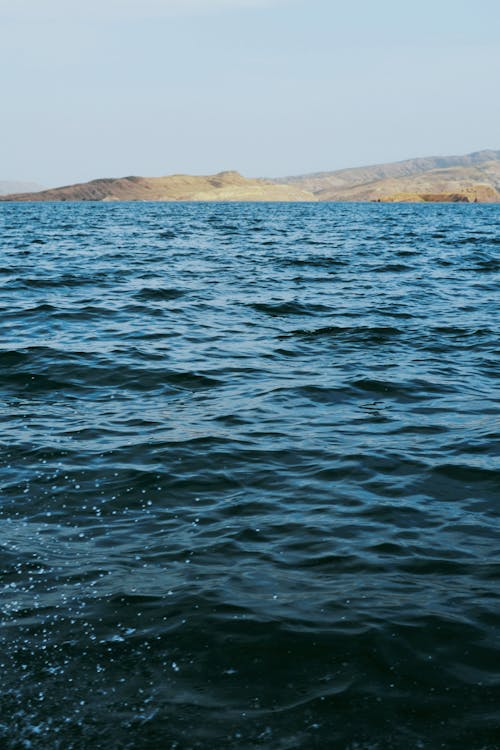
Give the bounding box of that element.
[1,202,499,750]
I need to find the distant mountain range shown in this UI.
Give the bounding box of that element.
[277,149,500,202]
[1,150,499,202]
[0,171,312,203]
[0,181,44,196]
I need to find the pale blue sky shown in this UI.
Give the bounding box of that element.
[1,0,499,186]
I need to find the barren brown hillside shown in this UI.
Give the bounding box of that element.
[0,171,316,203]
[2,151,499,203]
[277,150,500,202]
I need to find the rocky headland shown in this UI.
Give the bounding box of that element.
[277,149,500,203]
[0,171,316,203]
[2,150,499,202]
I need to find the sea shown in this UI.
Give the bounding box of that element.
[0,201,499,750]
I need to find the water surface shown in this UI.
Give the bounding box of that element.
[1,202,499,749]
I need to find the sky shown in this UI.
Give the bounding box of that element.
[1,0,499,186]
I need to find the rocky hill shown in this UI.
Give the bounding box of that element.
[0,171,316,203]
[277,150,500,202]
[2,151,499,203]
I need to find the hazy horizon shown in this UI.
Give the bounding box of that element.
[4,147,500,192]
[2,0,499,187]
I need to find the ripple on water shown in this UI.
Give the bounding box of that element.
[0,201,499,750]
